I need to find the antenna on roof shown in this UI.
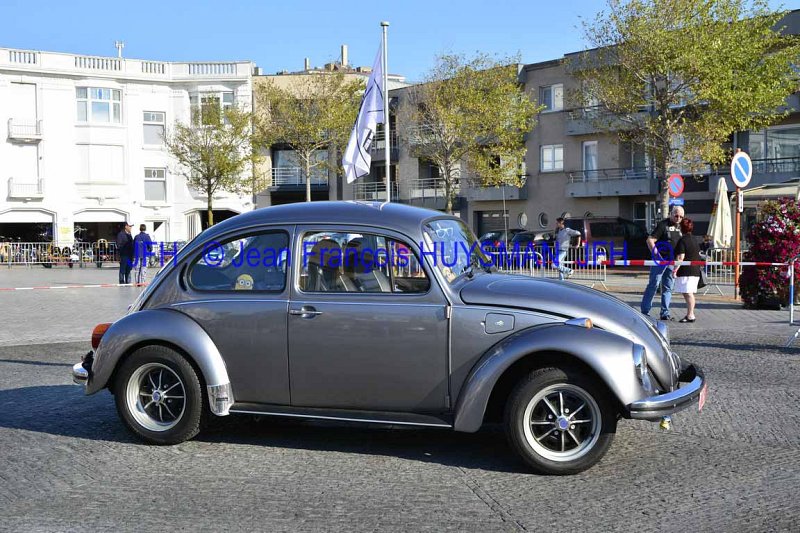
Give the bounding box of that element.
[114,41,125,58]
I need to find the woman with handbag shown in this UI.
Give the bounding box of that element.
[672,218,703,323]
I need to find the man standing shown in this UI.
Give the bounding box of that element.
[641,206,684,320]
[554,217,582,280]
[133,224,153,285]
[116,222,134,284]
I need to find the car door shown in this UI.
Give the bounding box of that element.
[288,226,449,412]
[172,227,291,405]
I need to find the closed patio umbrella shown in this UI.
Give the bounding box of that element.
[707,177,733,249]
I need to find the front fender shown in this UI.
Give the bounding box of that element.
[453,323,650,432]
[86,308,234,415]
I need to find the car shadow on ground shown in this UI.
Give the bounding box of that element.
[0,384,526,473]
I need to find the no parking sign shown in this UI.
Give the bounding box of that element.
[667,174,684,197]
[730,151,753,188]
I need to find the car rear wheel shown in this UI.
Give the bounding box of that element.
[505,366,616,474]
[114,346,203,445]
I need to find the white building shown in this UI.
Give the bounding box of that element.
[0,46,255,245]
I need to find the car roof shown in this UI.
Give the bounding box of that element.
[198,201,457,242]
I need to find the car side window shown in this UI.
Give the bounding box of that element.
[188,231,289,292]
[299,231,429,294]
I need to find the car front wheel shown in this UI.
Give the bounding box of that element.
[114,346,204,445]
[505,366,617,475]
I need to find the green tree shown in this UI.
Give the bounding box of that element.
[165,105,253,226]
[398,54,539,214]
[254,73,362,202]
[573,0,800,217]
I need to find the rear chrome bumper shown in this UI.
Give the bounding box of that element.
[72,351,93,386]
[628,364,706,420]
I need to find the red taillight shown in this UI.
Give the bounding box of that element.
[493,240,501,247]
[91,323,112,349]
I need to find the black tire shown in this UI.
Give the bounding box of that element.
[114,345,204,445]
[42,263,52,268]
[505,366,617,475]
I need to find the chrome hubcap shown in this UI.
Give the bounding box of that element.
[126,363,186,432]
[522,384,601,462]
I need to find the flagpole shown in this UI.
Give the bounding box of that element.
[381,21,391,202]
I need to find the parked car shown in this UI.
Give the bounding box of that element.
[562,217,651,260]
[73,202,706,474]
[479,229,524,248]
[510,230,554,248]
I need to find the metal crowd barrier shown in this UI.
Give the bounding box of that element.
[701,248,738,296]
[0,240,185,268]
[487,245,608,288]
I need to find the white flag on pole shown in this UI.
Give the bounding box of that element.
[342,42,385,183]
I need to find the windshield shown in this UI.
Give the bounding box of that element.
[423,219,492,283]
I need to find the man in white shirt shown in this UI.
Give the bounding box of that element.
[554,217,582,280]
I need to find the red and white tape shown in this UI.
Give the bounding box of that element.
[597,260,787,267]
[0,282,148,291]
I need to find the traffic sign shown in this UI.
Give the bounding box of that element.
[737,189,744,213]
[667,174,684,197]
[730,151,753,188]
[669,197,685,206]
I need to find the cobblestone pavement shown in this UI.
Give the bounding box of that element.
[1,268,799,531]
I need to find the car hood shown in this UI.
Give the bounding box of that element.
[460,274,676,390]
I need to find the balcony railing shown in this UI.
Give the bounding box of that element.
[751,156,800,174]
[270,167,328,187]
[370,130,399,152]
[354,181,400,201]
[408,178,455,199]
[8,177,44,199]
[567,167,652,183]
[7,118,42,141]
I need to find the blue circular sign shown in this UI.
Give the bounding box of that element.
[730,151,752,188]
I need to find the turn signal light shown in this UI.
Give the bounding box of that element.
[91,323,112,349]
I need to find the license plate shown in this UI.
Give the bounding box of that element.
[698,383,707,412]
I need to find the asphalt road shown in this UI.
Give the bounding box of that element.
[1,326,799,531]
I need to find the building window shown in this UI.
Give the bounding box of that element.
[540,144,564,172]
[538,212,549,229]
[144,168,167,203]
[76,87,121,123]
[539,84,564,112]
[582,141,598,180]
[143,112,165,145]
[190,91,234,125]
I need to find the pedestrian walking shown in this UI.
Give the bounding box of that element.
[554,217,582,280]
[641,206,684,320]
[673,218,703,322]
[133,224,153,285]
[116,222,134,284]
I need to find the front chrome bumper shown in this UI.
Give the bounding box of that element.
[628,364,706,420]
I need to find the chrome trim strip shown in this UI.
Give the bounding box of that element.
[228,409,452,428]
[171,299,288,306]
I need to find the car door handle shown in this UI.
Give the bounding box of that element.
[289,306,323,318]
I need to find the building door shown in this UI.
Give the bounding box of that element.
[582,141,598,181]
[476,210,508,239]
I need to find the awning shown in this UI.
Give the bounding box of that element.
[0,209,55,223]
[73,209,128,223]
[740,178,800,208]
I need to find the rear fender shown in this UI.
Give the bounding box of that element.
[86,308,233,416]
[453,323,648,432]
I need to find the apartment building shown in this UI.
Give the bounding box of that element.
[254,45,407,209]
[0,46,254,245]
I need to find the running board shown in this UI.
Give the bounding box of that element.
[229,403,453,428]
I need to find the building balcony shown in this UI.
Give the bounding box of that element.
[270,167,329,189]
[7,118,42,142]
[399,178,461,211]
[463,180,527,202]
[7,177,44,200]
[565,167,658,197]
[565,106,644,136]
[748,156,800,188]
[354,181,400,201]
[369,131,399,161]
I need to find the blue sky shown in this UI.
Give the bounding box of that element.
[3,0,797,82]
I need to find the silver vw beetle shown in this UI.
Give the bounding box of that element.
[72,202,706,474]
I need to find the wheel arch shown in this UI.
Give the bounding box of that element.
[452,323,645,433]
[86,308,234,415]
